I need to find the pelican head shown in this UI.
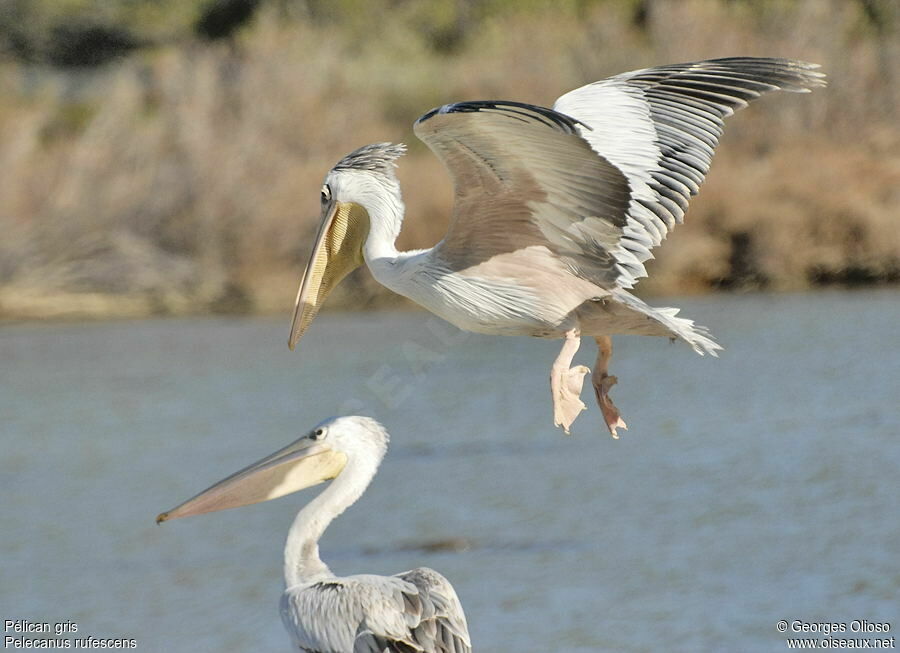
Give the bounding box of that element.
[288,143,407,350]
[156,416,389,523]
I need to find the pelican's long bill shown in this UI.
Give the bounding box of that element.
[289,201,370,350]
[156,437,348,523]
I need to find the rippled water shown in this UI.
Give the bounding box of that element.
[2,291,898,652]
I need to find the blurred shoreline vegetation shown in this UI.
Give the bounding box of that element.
[0,0,898,320]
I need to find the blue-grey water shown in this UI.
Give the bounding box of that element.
[1,291,898,652]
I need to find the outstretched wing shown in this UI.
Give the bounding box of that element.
[414,57,824,290]
[281,571,470,653]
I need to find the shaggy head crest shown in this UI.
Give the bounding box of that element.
[333,143,406,177]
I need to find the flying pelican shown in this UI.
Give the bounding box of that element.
[157,416,471,653]
[288,58,825,436]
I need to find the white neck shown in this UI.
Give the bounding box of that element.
[361,183,405,263]
[283,457,375,588]
[358,183,438,299]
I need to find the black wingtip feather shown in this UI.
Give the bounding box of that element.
[417,100,590,133]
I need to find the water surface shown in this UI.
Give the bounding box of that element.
[1,291,898,651]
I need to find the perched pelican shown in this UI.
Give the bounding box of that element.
[157,416,471,653]
[288,58,825,436]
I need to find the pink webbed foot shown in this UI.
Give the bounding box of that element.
[550,329,589,434]
[552,364,590,434]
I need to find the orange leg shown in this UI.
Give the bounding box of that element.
[592,336,627,438]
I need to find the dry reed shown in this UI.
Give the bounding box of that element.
[0,0,897,319]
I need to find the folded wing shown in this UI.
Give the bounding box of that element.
[282,571,470,653]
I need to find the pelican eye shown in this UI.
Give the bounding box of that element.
[320,185,331,204]
[310,427,327,441]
